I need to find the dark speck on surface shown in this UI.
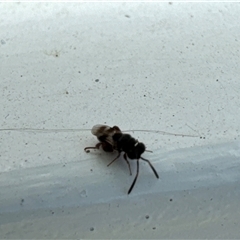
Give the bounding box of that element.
[95,79,99,82]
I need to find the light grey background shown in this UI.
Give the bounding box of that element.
[1,2,240,238]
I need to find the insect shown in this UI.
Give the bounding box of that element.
[1,125,202,194]
[84,124,159,194]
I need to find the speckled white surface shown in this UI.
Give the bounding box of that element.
[1,2,240,239]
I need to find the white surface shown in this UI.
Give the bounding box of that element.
[1,2,240,239]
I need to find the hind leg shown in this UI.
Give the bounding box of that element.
[123,153,132,175]
[128,159,140,194]
[84,142,102,153]
[107,151,121,166]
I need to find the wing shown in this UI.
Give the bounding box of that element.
[91,124,122,147]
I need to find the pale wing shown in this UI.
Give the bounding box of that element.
[91,124,111,137]
[91,124,121,147]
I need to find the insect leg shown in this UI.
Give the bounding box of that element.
[107,152,121,167]
[140,157,159,179]
[128,159,140,194]
[145,149,153,153]
[84,142,102,153]
[123,153,132,176]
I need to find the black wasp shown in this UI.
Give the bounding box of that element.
[84,124,159,194]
